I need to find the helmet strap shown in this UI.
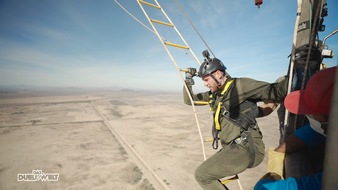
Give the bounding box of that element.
[210,74,222,87]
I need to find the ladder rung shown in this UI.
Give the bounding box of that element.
[139,0,160,9]
[221,175,239,185]
[164,42,189,49]
[151,19,174,27]
[194,101,208,105]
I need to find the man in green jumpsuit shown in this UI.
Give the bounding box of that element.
[183,50,288,190]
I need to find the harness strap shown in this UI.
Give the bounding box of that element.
[210,78,257,164]
[211,79,234,150]
[214,80,233,130]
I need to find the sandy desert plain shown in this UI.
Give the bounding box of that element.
[0,88,281,190]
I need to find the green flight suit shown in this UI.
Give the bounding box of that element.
[183,77,288,190]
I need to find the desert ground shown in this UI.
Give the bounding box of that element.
[0,88,281,190]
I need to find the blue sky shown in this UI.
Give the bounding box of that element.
[0,0,337,91]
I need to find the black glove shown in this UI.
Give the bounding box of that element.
[294,44,322,69]
[185,68,197,79]
[185,68,197,85]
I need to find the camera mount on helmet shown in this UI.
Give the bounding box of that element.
[202,50,211,60]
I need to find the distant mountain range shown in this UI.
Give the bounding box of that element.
[0,85,129,92]
[0,85,177,98]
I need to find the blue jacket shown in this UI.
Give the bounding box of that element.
[254,124,325,190]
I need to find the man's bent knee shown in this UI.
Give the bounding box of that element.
[195,164,214,185]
